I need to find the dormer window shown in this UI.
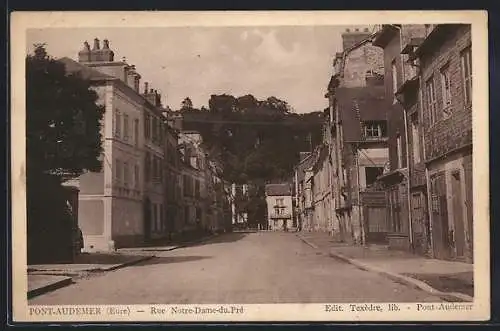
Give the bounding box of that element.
[363,121,387,139]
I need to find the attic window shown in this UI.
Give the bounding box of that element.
[363,121,387,139]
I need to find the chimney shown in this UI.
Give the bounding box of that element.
[90,38,101,61]
[100,39,114,62]
[144,82,149,94]
[78,41,91,62]
[341,28,371,51]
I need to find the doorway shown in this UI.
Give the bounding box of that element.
[451,170,466,259]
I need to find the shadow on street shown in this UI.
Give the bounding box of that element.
[131,255,212,267]
[185,232,248,248]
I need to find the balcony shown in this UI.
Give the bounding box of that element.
[269,212,292,219]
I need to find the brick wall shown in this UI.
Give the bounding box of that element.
[342,43,384,88]
[420,25,472,161]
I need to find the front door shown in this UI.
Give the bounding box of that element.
[430,172,450,260]
[451,171,466,259]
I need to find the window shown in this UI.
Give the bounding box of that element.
[123,162,129,187]
[145,152,151,182]
[411,114,421,164]
[461,46,472,105]
[183,174,189,196]
[134,164,140,188]
[397,135,403,168]
[123,114,129,141]
[115,159,122,185]
[425,76,438,125]
[152,203,157,232]
[365,167,384,186]
[159,158,163,182]
[195,180,200,198]
[440,63,452,117]
[363,121,387,139]
[391,60,398,102]
[275,198,284,206]
[190,156,198,169]
[152,155,158,181]
[159,121,164,145]
[134,119,139,146]
[152,116,158,143]
[114,110,121,138]
[144,113,151,140]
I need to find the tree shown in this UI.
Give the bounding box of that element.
[26,45,104,263]
[26,44,104,181]
[181,97,193,111]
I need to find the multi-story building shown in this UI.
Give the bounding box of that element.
[372,24,428,252]
[60,38,154,250]
[141,86,167,242]
[410,24,473,263]
[265,183,293,231]
[293,152,314,231]
[326,28,388,245]
[163,111,181,239]
[178,131,210,234]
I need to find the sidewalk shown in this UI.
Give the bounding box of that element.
[28,252,155,298]
[297,231,474,302]
[28,233,218,298]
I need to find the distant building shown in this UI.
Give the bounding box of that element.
[293,152,315,231]
[265,183,293,231]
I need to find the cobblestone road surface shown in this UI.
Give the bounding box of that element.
[29,232,443,304]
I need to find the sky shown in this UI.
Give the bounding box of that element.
[27,25,373,114]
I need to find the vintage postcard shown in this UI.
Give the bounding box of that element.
[10,10,490,323]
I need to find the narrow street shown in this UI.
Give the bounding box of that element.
[29,232,443,304]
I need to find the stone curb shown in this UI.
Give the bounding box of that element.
[296,234,473,303]
[28,276,73,299]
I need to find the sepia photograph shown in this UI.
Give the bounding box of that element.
[10,11,489,322]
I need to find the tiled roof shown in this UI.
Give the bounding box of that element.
[336,86,388,142]
[58,57,115,81]
[265,183,292,196]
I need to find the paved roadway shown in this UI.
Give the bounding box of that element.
[29,232,442,304]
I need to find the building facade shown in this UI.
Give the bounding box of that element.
[326,28,388,245]
[412,24,473,262]
[61,39,155,251]
[265,184,294,231]
[372,24,428,251]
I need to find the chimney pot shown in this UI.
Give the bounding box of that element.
[93,38,100,50]
[103,39,110,49]
[150,88,154,93]
[144,82,149,94]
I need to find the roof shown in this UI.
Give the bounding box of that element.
[372,25,400,48]
[412,24,464,60]
[265,183,292,196]
[58,57,115,81]
[295,151,316,183]
[336,86,388,142]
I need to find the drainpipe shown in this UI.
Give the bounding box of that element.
[394,24,414,252]
[355,146,366,246]
[419,80,434,257]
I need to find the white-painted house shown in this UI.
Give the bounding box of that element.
[265,183,294,231]
[60,38,166,251]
